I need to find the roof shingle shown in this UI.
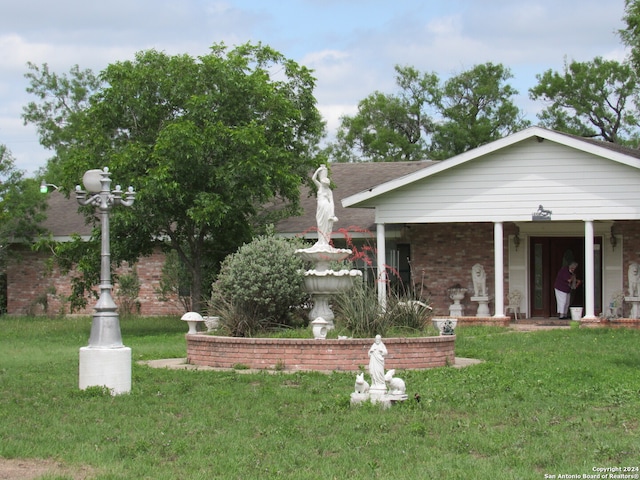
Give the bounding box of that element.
[39,161,435,238]
[275,161,434,234]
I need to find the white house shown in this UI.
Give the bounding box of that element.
[10,126,640,322]
[342,126,640,320]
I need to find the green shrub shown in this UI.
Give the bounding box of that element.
[209,233,307,335]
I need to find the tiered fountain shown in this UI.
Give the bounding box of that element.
[295,165,362,335]
[186,164,455,368]
[296,246,362,332]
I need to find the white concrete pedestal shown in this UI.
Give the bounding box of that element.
[624,296,640,319]
[350,388,408,409]
[448,288,467,317]
[471,296,491,316]
[79,346,132,395]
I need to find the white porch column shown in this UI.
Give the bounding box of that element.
[376,223,387,309]
[494,221,505,317]
[583,220,596,319]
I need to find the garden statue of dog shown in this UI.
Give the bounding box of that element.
[628,262,640,297]
[471,263,488,297]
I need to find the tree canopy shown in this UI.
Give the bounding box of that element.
[325,62,528,162]
[430,62,529,160]
[0,145,47,266]
[621,0,640,70]
[23,43,326,311]
[326,66,438,162]
[529,57,640,145]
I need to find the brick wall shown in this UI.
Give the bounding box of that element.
[186,335,455,371]
[406,222,515,315]
[6,246,182,316]
[618,220,640,273]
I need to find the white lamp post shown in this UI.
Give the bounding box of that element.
[76,167,135,395]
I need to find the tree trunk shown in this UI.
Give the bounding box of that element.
[190,250,203,313]
[191,272,202,313]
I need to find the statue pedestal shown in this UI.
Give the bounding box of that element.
[448,288,467,317]
[350,389,408,409]
[432,318,457,335]
[79,346,131,395]
[471,296,492,317]
[624,296,640,319]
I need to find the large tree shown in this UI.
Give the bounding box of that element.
[23,43,325,312]
[22,63,102,182]
[0,145,47,265]
[620,0,640,70]
[529,57,640,145]
[429,63,530,160]
[326,65,439,162]
[327,62,527,162]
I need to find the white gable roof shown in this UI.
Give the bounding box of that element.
[341,126,640,224]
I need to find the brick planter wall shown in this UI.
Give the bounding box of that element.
[456,316,511,327]
[187,335,456,371]
[603,318,640,329]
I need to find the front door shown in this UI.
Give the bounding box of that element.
[529,237,600,317]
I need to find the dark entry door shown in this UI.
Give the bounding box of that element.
[529,237,589,317]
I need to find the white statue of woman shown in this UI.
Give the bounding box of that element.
[368,335,387,388]
[312,164,338,247]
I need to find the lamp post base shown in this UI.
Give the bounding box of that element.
[79,346,131,395]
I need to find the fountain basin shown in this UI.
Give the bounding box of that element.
[295,247,352,262]
[295,247,352,272]
[303,269,362,293]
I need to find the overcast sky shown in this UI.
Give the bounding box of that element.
[0,0,629,175]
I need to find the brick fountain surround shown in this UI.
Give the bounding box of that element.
[186,334,455,372]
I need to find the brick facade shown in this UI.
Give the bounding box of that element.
[403,222,517,316]
[7,217,636,319]
[6,246,182,316]
[618,220,640,275]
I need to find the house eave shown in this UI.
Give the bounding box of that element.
[342,126,640,209]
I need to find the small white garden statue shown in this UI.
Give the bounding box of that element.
[470,263,491,316]
[625,262,640,318]
[354,373,370,394]
[627,263,640,297]
[384,369,406,395]
[368,335,387,391]
[350,335,408,408]
[471,263,488,297]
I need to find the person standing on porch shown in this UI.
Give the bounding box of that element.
[554,262,581,319]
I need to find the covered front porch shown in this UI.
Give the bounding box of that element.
[374,219,622,322]
[341,128,640,327]
[446,315,640,329]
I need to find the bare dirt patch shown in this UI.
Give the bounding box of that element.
[0,458,95,480]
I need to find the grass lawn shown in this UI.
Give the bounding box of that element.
[1,316,639,479]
